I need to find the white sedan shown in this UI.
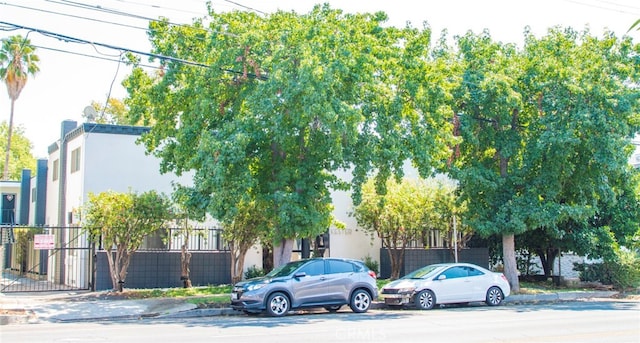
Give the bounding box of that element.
[380,262,511,310]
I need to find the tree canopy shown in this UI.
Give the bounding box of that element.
[449,27,640,291]
[0,35,39,180]
[125,5,453,267]
[0,122,36,180]
[354,176,460,279]
[123,5,639,285]
[82,190,174,291]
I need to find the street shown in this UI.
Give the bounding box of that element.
[1,300,639,343]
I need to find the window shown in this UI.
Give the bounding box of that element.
[442,266,468,279]
[52,159,59,181]
[70,148,81,173]
[467,267,484,277]
[299,260,325,276]
[328,260,355,274]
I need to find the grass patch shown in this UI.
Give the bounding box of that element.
[377,279,391,289]
[119,285,232,299]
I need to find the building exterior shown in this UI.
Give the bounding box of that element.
[12,120,635,290]
[37,120,380,289]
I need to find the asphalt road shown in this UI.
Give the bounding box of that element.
[1,300,638,343]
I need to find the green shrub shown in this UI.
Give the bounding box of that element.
[574,248,640,290]
[244,265,265,279]
[362,255,379,275]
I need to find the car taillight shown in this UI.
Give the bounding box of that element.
[368,270,377,279]
[500,274,508,282]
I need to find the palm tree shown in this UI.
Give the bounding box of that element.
[0,35,39,180]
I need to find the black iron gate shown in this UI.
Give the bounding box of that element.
[1,226,93,293]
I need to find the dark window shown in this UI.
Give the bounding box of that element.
[328,260,355,274]
[442,266,468,279]
[70,148,81,173]
[299,260,325,276]
[52,159,59,181]
[467,267,484,277]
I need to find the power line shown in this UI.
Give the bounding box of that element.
[1,21,267,79]
[562,0,640,15]
[1,0,239,43]
[1,20,209,67]
[222,0,267,15]
[107,0,207,17]
[2,2,150,32]
[35,44,160,70]
[43,0,205,29]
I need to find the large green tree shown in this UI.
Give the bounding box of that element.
[0,35,39,180]
[450,28,640,292]
[0,122,36,180]
[125,5,453,268]
[82,190,174,291]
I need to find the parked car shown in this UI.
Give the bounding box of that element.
[231,257,378,317]
[380,262,510,310]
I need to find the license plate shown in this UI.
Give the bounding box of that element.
[231,292,239,300]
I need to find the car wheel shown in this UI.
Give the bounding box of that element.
[485,286,504,306]
[349,289,372,313]
[324,305,343,313]
[415,290,436,310]
[266,292,290,317]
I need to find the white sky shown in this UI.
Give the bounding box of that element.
[1,0,639,158]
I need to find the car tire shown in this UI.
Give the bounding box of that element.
[349,289,372,313]
[485,286,504,306]
[324,305,343,313]
[415,290,436,310]
[266,292,290,317]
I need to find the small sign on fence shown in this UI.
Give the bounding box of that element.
[34,234,55,250]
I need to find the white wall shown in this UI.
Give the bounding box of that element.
[82,132,194,202]
[46,148,61,225]
[328,185,381,261]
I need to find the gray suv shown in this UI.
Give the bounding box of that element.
[231,257,378,316]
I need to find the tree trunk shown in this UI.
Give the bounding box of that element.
[387,247,406,280]
[229,241,251,284]
[502,234,520,292]
[116,249,131,292]
[3,99,15,180]
[536,248,559,278]
[105,249,119,291]
[234,246,248,283]
[181,243,192,288]
[262,245,273,273]
[273,238,294,268]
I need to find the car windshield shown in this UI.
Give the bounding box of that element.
[265,259,309,278]
[402,265,441,279]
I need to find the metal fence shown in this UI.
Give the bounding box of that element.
[1,226,93,293]
[1,226,227,293]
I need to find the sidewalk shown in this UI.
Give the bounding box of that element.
[0,289,622,325]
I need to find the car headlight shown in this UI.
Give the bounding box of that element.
[397,287,416,294]
[246,283,266,291]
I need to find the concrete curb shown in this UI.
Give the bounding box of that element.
[505,291,619,303]
[0,291,625,324]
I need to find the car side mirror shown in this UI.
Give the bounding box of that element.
[294,272,307,278]
[437,274,447,281]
